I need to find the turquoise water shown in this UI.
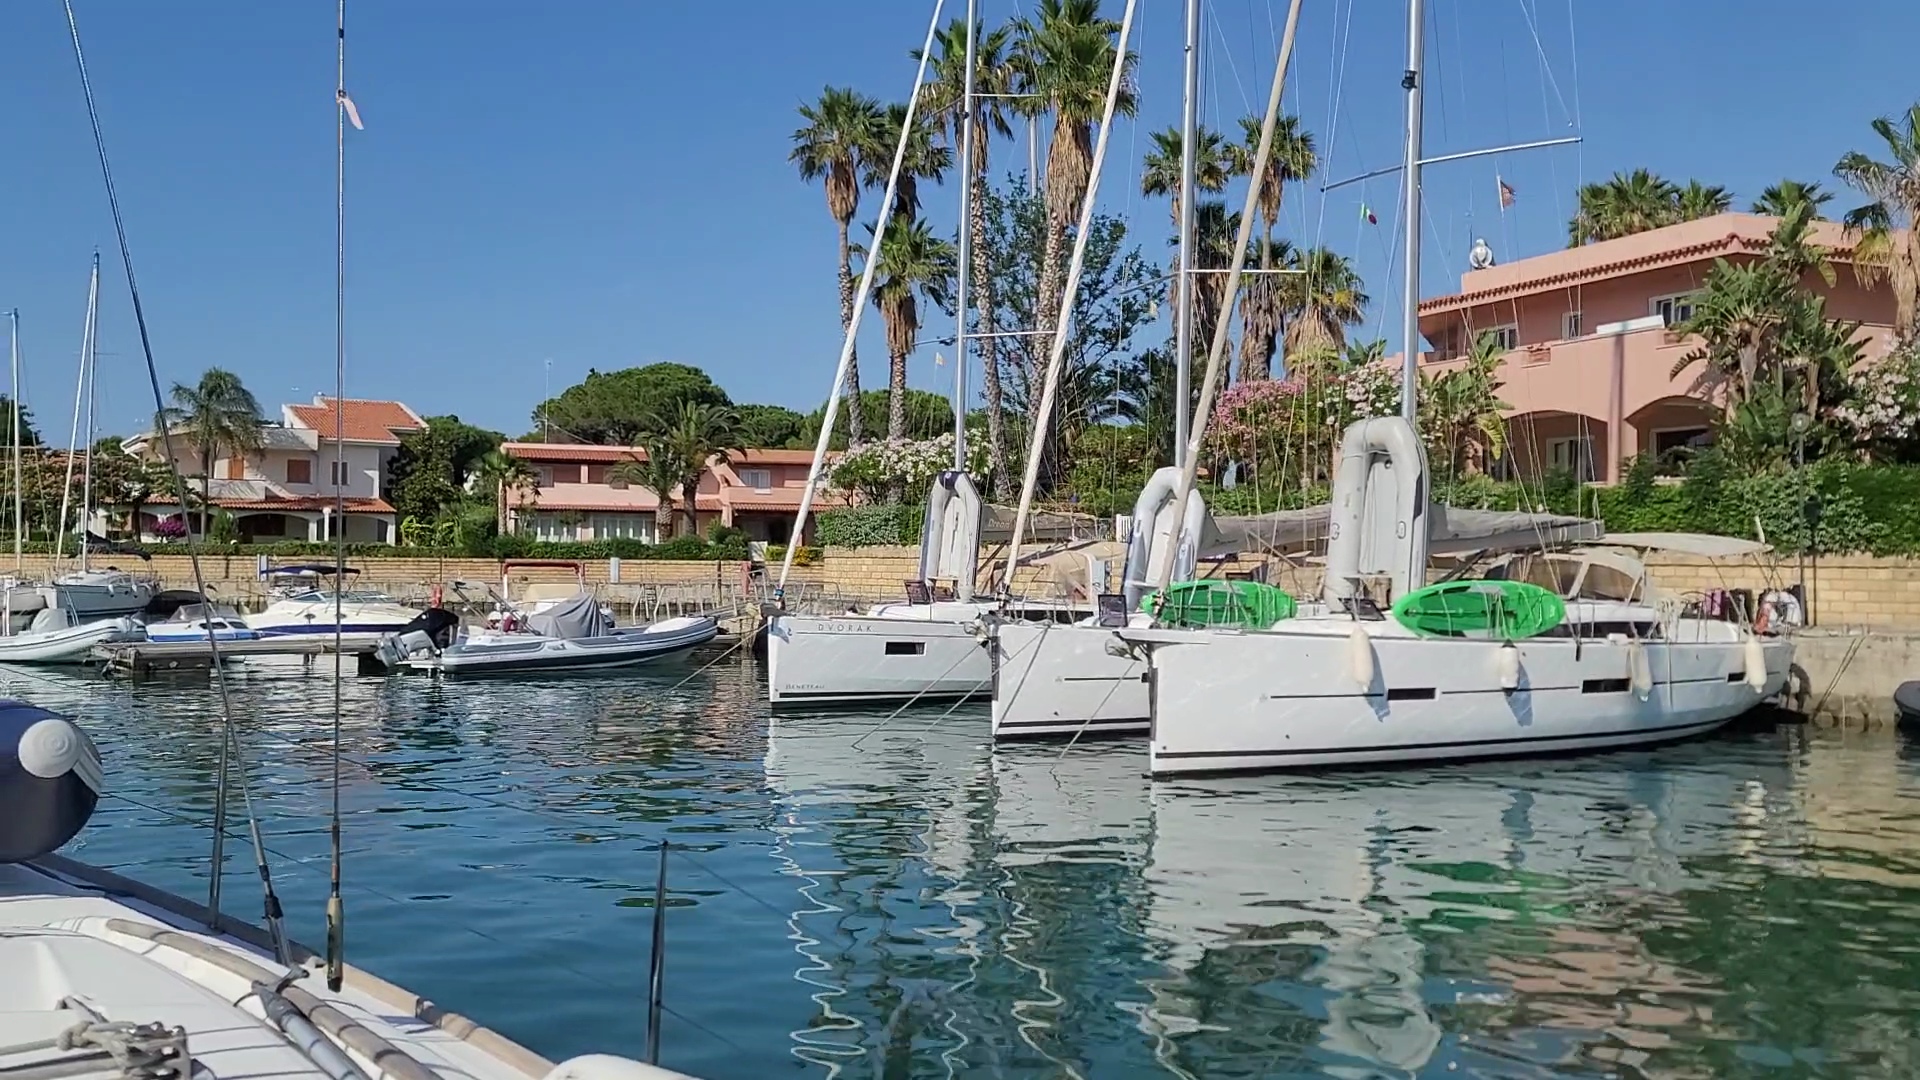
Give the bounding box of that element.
[7,657,1920,1079]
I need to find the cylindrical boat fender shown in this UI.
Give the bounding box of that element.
[1347,625,1375,689]
[1496,642,1521,691]
[0,701,101,863]
[1628,639,1653,701]
[1743,632,1768,691]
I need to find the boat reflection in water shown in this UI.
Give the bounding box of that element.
[764,708,1887,1077]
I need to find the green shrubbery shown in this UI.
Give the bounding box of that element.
[815,503,923,547]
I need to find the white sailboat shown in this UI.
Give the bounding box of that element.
[1112,0,1792,777]
[48,258,156,619]
[765,0,1125,709]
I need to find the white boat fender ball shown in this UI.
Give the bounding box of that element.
[1496,643,1521,691]
[1744,633,1768,691]
[1628,639,1653,701]
[0,700,102,863]
[1347,625,1374,688]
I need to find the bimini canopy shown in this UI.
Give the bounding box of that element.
[1212,504,1602,559]
[1590,532,1771,558]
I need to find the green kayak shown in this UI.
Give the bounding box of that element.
[1390,580,1566,639]
[1144,580,1298,629]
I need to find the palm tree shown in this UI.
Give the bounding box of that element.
[1671,260,1795,408]
[157,368,263,532]
[870,101,953,221]
[613,402,739,538]
[1238,238,1294,381]
[1139,125,1231,231]
[1419,331,1510,475]
[864,217,958,440]
[918,18,1018,495]
[1751,179,1833,221]
[1834,102,1920,340]
[1012,0,1137,398]
[1567,168,1681,245]
[1188,200,1242,370]
[1281,247,1369,356]
[1229,113,1317,255]
[1675,180,1733,222]
[791,86,887,445]
[473,449,536,534]
[1346,338,1387,366]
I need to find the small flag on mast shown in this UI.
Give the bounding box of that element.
[338,89,364,131]
[1360,203,1377,225]
[1498,177,1516,209]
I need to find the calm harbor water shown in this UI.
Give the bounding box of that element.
[6,657,1920,1079]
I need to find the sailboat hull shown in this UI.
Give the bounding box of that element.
[990,620,1149,739]
[767,610,991,707]
[1125,619,1791,776]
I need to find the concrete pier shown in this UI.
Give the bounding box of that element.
[1782,629,1920,728]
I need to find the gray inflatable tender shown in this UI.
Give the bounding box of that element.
[0,699,102,862]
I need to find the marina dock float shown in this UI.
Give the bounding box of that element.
[92,637,385,677]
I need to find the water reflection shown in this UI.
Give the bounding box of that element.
[7,659,1920,1078]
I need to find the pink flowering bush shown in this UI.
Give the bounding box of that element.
[151,516,188,540]
[829,432,992,503]
[1208,364,1404,483]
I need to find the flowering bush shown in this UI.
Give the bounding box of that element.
[1208,364,1405,483]
[828,432,992,503]
[1832,339,1920,456]
[151,516,188,540]
[1339,362,1401,421]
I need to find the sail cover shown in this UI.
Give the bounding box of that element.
[1213,504,1602,559]
[525,592,603,640]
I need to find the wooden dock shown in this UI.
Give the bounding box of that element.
[93,637,384,678]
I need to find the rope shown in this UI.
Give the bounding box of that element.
[60,0,293,970]
[0,1012,189,1080]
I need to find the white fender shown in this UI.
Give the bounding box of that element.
[1347,625,1375,688]
[1628,638,1653,701]
[1495,642,1521,691]
[1122,466,1208,611]
[1743,632,1768,691]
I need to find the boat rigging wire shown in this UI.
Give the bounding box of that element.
[61,0,295,970]
[328,0,350,995]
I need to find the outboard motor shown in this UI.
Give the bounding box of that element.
[0,700,101,862]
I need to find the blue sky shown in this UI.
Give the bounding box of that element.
[0,0,1913,440]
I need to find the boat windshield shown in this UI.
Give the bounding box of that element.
[282,588,399,605]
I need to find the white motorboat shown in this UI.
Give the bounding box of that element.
[250,588,421,641]
[0,604,141,665]
[381,592,717,676]
[142,602,259,643]
[52,567,156,619]
[0,699,697,1080]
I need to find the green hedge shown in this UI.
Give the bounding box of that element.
[816,504,923,547]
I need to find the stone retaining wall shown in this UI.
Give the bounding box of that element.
[21,548,1920,628]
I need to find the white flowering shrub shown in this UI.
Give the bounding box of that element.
[1833,339,1920,455]
[828,432,992,503]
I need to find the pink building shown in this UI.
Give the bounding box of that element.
[1412,213,1898,484]
[500,443,837,543]
[124,395,423,542]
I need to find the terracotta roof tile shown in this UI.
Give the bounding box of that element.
[286,397,425,444]
[209,497,395,513]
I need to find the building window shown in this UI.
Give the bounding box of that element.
[329,460,349,486]
[590,514,655,542]
[530,514,575,542]
[1474,324,1519,352]
[286,459,312,485]
[1651,293,1696,328]
[535,466,556,488]
[739,468,772,492]
[585,463,610,484]
[1547,435,1596,483]
[1562,311,1584,339]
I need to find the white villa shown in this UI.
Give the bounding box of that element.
[122,395,425,544]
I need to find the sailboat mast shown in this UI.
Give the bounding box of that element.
[80,256,100,572]
[1173,0,1199,468]
[1397,0,1426,419]
[951,0,978,471]
[9,311,21,572]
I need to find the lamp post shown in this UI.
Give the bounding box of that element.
[1790,411,1818,625]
